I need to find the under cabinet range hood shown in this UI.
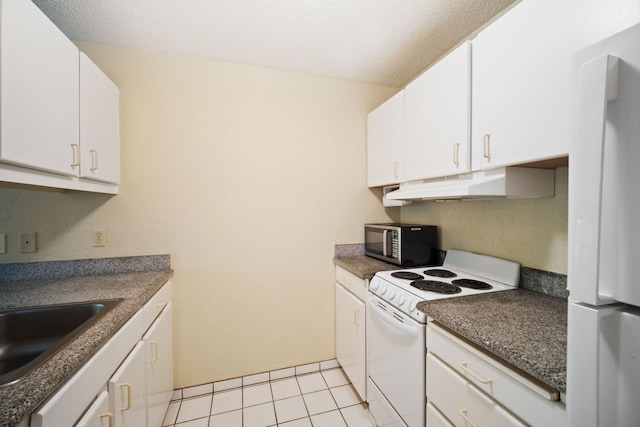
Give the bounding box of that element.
[385,167,555,202]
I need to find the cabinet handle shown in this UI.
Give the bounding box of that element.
[90,150,99,171]
[156,298,168,309]
[99,412,114,427]
[119,383,132,411]
[482,134,491,160]
[459,409,478,427]
[459,362,492,384]
[70,144,80,167]
[453,142,460,167]
[149,340,159,362]
[393,161,399,179]
[354,309,360,326]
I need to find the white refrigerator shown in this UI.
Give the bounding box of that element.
[567,22,640,427]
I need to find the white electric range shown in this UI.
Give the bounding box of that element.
[367,249,520,427]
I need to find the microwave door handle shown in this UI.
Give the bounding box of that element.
[382,230,388,257]
[570,54,619,304]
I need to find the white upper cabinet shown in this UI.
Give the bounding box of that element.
[0,0,80,176]
[80,53,120,184]
[367,90,404,187]
[404,41,470,181]
[471,0,640,170]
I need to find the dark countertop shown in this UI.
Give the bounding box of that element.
[333,255,568,393]
[333,256,408,280]
[0,268,173,426]
[418,290,567,393]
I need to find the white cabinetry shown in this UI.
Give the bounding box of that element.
[335,266,368,400]
[0,0,79,176]
[144,305,173,427]
[404,42,470,181]
[471,0,640,169]
[31,281,173,427]
[426,322,566,427]
[109,342,147,427]
[0,0,120,193]
[80,53,120,184]
[367,90,404,187]
[75,391,111,427]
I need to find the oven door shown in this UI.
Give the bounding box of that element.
[367,294,425,427]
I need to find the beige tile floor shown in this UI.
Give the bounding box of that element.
[162,359,373,427]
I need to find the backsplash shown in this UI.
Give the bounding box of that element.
[0,254,171,282]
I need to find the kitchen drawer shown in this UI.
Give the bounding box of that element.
[427,322,567,426]
[427,402,453,427]
[335,266,368,302]
[427,352,525,427]
[142,280,171,332]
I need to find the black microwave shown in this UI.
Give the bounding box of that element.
[364,223,439,266]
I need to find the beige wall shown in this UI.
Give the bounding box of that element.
[0,42,568,389]
[400,167,568,274]
[0,43,396,388]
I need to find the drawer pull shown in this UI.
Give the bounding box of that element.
[453,142,460,167]
[483,134,491,160]
[354,309,360,326]
[70,144,80,167]
[90,149,99,171]
[156,298,168,309]
[149,340,159,362]
[119,383,132,411]
[460,362,492,384]
[99,412,114,427]
[459,409,478,427]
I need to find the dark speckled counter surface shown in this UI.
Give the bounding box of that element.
[418,290,567,393]
[334,252,568,394]
[0,256,173,427]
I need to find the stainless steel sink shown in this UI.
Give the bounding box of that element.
[0,299,121,386]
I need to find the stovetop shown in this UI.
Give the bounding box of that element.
[369,250,520,322]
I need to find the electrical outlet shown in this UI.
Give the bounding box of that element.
[19,233,37,253]
[93,229,107,247]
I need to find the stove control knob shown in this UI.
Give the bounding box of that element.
[408,300,417,311]
[397,295,406,306]
[370,281,380,291]
[388,290,396,300]
[379,286,387,295]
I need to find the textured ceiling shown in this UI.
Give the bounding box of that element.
[32,0,517,87]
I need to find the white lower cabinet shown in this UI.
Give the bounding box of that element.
[31,281,173,427]
[426,321,567,427]
[75,391,111,427]
[426,401,453,427]
[144,305,173,427]
[427,353,525,427]
[335,266,368,401]
[109,342,147,427]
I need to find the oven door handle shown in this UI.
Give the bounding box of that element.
[368,297,419,337]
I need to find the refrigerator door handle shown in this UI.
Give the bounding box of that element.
[570,54,619,304]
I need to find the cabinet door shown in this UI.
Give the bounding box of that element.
[109,342,147,427]
[472,0,640,170]
[404,42,470,181]
[335,283,366,400]
[427,353,525,427]
[80,53,120,184]
[75,391,113,427]
[367,90,404,187]
[144,305,173,427]
[0,0,79,176]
